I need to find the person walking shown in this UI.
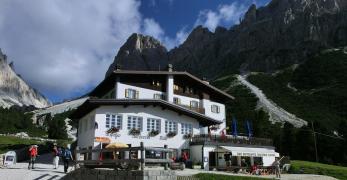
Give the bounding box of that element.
[52,144,60,169]
[273,158,281,179]
[28,145,38,169]
[62,146,73,173]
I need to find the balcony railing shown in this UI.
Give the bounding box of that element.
[191,134,273,146]
[175,103,205,114]
[75,142,173,170]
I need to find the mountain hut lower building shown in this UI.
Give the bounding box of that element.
[70,65,279,170]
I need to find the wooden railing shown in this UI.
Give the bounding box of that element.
[191,134,273,146]
[75,142,173,170]
[175,103,205,114]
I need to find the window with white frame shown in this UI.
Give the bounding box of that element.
[165,120,177,133]
[105,114,122,129]
[190,101,199,108]
[153,94,164,100]
[147,118,161,132]
[181,123,193,134]
[125,89,139,99]
[173,97,181,104]
[127,116,143,130]
[211,105,220,113]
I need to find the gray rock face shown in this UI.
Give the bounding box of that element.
[105,33,168,77]
[0,49,52,108]
[169,0,347,78]
[106,0,347,79]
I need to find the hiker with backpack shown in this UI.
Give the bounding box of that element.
[62,146,73,173]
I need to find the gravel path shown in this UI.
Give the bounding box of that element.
[1,154,337,180]
[0,153,68,180]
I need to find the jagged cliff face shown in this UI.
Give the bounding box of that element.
[169,0,347,78]
[0,50,52,108]
[105,33,168,77]
[106,0,347,79]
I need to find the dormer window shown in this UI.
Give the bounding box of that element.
[211,105,220,113]
[125,89,139,99]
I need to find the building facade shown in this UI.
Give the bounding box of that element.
[71,66,279,170]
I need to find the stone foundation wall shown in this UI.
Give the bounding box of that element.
[62,168,177,180]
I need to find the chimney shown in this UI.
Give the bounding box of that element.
[115,64,121,71]
[167,64,173,72]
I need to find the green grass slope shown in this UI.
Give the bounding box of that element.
[290,160,347,180]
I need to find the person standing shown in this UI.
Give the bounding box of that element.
[273,158,281,179]
[52,144,60,169]
[28,145,38,169]
[62,146,73,173]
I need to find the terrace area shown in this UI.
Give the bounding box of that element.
[190,134,273,147]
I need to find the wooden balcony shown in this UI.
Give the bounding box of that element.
[174,103,205,114]
[191,134,273,146]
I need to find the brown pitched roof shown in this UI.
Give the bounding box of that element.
[70,98,222,126]
[89,70,234,103]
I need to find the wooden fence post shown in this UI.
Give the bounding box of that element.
[140,142,145,170]
[164,144,168,170]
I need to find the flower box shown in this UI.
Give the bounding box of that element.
[129,128,141,136]
[183,133,193,139]
[148,130,159,137]
[167,131,177,138]
[106,127,119,135]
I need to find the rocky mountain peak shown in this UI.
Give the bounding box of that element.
[105,33,168,77]
[242,4,257,25]
[0,50,52,108]
[126,33,164,52]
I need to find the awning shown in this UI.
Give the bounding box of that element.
[219,146,280,157]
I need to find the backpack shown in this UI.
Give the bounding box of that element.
[63,149,72,159]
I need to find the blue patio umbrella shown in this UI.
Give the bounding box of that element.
[246,120,253,137]
[232,117,238,136]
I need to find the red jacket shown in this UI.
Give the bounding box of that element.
[29,147,38,157]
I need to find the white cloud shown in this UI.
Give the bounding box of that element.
[0,0,189,101]
[0,0,142,100]
[195,2,248,32]
[143,18,165,41]
[142,18,189,50]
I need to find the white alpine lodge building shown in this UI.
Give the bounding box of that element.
[71,65,279,170]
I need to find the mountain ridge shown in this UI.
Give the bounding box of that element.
[106,0,347,80]
[0,49,52,108]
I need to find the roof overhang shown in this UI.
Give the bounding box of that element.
[70,98,222,126]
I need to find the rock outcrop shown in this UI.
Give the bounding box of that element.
[0,49,52,108]
[105,33,168,77]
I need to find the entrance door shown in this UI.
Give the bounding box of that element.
[209,152,216,170]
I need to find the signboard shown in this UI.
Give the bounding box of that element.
[94,137,111,143]
[235,152,276,157]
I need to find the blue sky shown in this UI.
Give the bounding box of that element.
[0,0,270,103]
